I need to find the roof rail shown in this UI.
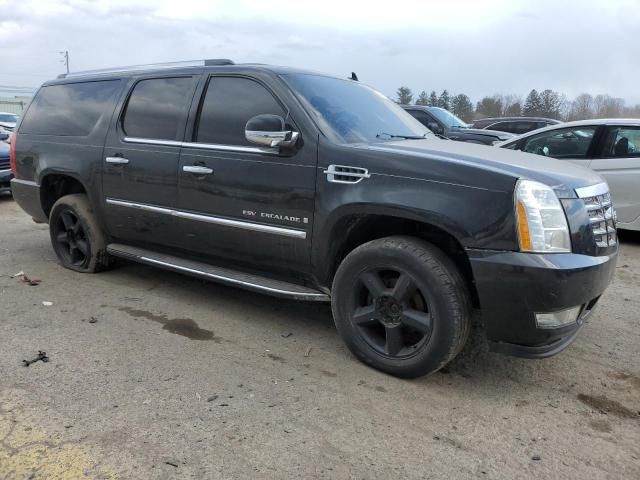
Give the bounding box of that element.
[57,59,235,79]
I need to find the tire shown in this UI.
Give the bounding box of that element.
[331,236,471,378]
[49,194,114,273]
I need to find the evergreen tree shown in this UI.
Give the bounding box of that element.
[476,96,504,118]
[415,91,429,106]
[539,89,562,119]
[451,94,474,122]
[396,86,413,105]
[504,102,522,116]
[438,89,451,110]
[428,91,438,107]
[523,89,543,116]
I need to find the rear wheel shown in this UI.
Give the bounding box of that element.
[331,236,471,378]
[49,194,113,273]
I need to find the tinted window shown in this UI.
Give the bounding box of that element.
[521,126,597,159]
[20,81,120,136]
[196,77,285,146]
[0,113,17,123]
[487,121,514,133]
[284,74,429,144]
[604,126,640,157]
[123,77,195,140]
[406,110,433,126]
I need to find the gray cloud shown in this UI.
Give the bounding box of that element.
[0,0,638,105]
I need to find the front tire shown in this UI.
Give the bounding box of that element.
[331,236,471,378]
[49,194,113,273]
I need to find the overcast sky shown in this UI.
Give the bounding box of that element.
[0,0,638,104]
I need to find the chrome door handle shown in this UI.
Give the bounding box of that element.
[183,165,213,175]
[105,156,129,164]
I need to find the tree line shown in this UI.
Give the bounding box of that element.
[395,87,640,123]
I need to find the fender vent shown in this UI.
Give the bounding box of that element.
[323,164,371,184]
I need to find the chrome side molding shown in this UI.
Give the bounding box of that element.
[105,198,307,239]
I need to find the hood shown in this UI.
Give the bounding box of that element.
[0,122,16,130]
[361,138,604,198]
[453,127,514,141]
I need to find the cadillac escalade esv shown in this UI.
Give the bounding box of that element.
[9,59,617,378]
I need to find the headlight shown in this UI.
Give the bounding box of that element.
[515,179,571,253]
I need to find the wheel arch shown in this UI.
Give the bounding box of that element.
[314,206,479,307]
[40,172,89,219]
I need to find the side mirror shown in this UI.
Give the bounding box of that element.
[245,114,299,149]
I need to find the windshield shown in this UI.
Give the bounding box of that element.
[0,114,17,123]
[283,74,430,144]
[428,107,467,128]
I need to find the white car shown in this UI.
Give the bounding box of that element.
[0,112,18,131]
[497,119,640,231]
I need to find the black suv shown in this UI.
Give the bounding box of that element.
[471,117,562,134]
[10,59,617,378]
[402,105,514,145]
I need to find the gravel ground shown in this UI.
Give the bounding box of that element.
[1,194,639,479]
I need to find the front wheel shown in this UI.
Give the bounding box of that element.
[331,236,471,378]
[49,194,114,273]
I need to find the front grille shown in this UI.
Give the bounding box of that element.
[583,191,617,248]
[0,158,9,169]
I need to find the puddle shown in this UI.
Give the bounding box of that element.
[577,393,639,419]
[116,306,221,342]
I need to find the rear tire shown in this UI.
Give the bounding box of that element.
[331,236,471,378]
[49,194,113,273]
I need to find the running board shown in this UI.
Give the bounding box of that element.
[106,243,330,302]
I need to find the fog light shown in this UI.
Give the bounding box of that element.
[535,306,582,329]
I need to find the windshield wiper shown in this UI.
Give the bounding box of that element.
[376,132,428,140]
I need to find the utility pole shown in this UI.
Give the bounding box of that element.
[60,50,70,73]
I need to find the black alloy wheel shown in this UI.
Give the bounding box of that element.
[53,209,90,267]
[351,268,432,358]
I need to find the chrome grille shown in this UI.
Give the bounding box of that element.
[583,191,617,248]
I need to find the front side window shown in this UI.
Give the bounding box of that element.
[123,77,195,140]
[521,126,597,159]
[196,77,285,146]
[603,126,640,157]
[20,81,121,136]
[283,74,429,144]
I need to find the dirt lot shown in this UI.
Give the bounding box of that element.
[1,194,639,479]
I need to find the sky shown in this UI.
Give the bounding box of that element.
[0,0,638,105]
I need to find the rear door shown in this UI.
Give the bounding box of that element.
[175,74,317,278]
[102,74,199,247]
[590,125,640,225]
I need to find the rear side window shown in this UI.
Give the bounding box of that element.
[122,77,195,140]
[196,77,285,146]
[20,80,120,136]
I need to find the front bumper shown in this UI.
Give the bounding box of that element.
[467,248,617,358]
[0,167,12,192]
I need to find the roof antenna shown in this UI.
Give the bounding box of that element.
[350,72,358,81]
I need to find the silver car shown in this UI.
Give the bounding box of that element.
[497,119,640,231]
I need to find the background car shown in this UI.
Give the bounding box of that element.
[0,140,12,195]
[472,116,561,134]
[402,105,514,145]
[497,119,640,231]
[0,112,18,131]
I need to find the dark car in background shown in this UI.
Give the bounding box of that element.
[402,105,514,145]
[0,140,12,194]
[472,116,561,134]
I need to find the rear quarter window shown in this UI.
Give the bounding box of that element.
[19,80,121,136]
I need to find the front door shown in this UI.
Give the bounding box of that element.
[102,75,199,247]
[590,125,640,226]
[176,75,317,279]
[518,125,599,171]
